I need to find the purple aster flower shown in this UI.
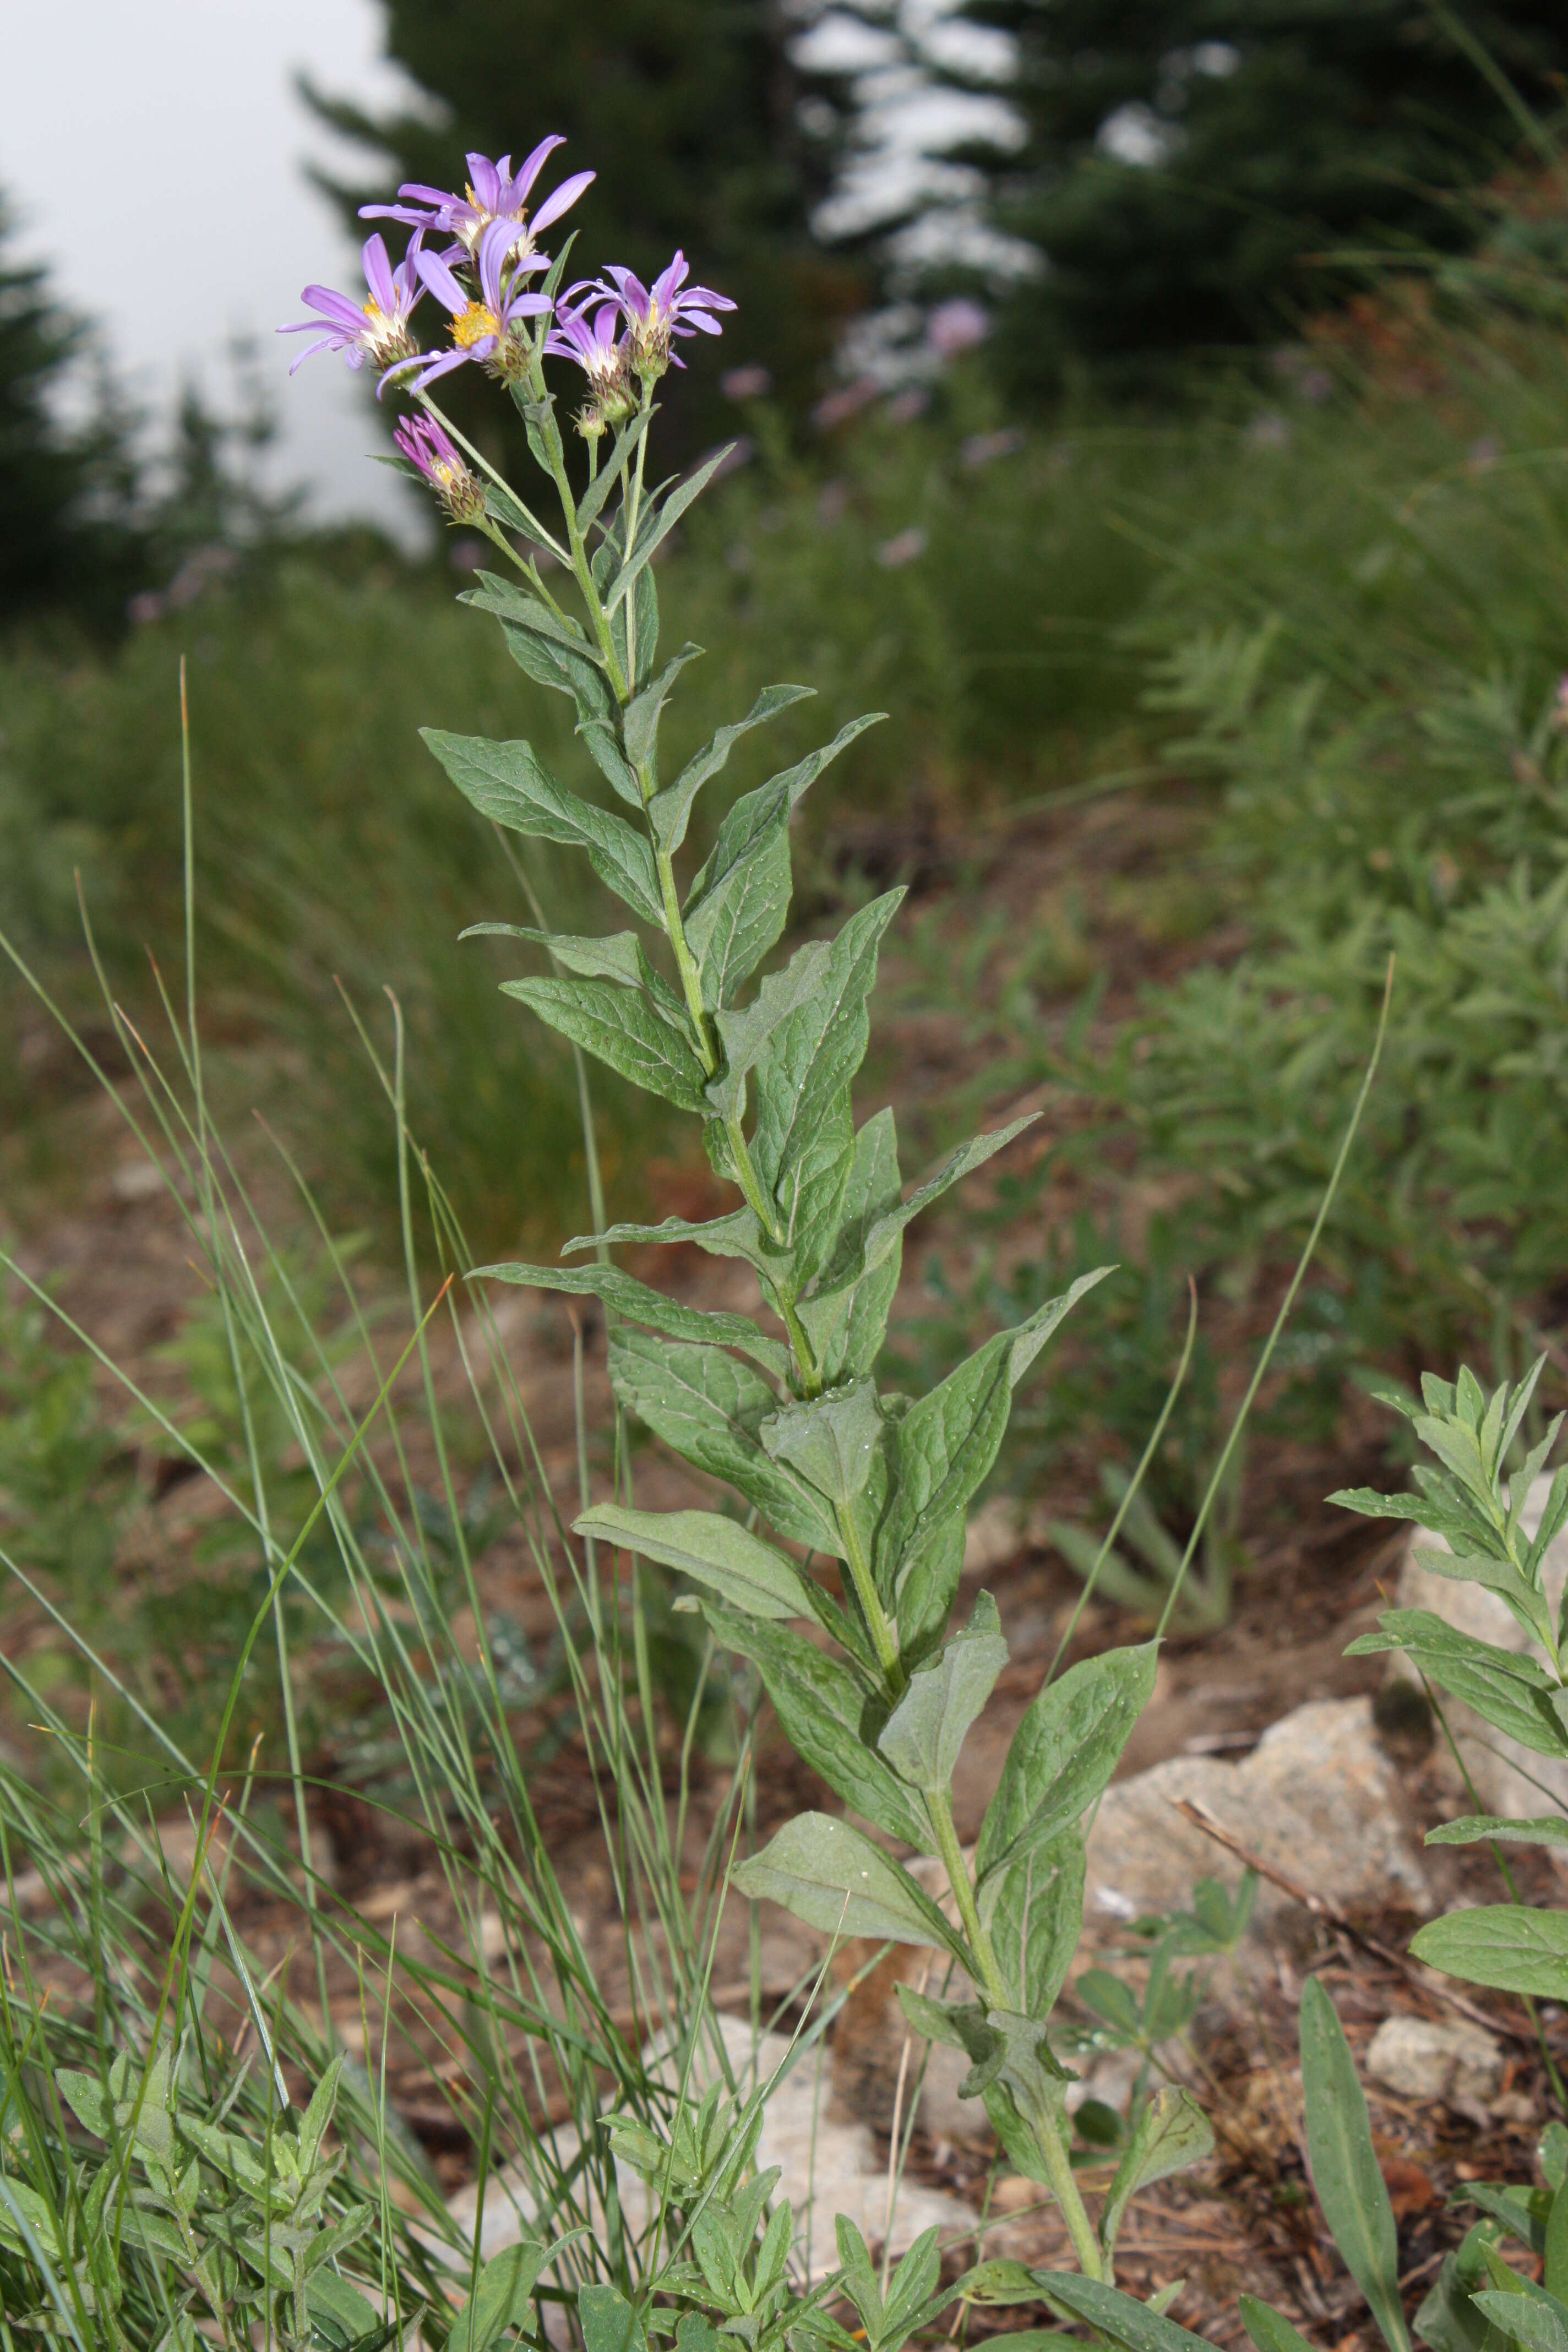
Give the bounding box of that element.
[406,217,553,392]
[394,415,486,525]
[278,233,426,378]
[362,138,593,272]
[588,251,736,376]
[546,297,635,435]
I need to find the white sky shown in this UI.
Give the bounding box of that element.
[1,0,429,535]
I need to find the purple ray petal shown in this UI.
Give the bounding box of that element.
[467,153,503,210]
[298,286,366,330]
[361,234,396,313]
[416,248,470,315]
[286,335,336,374]
[530,168,595,235]
[511,134,566,201]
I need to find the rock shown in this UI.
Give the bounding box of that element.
[1394,1472,1568,1835]
[439,2012,976,2284]
[1082,1697,1431,1941]
[1364,2014,1503,2115]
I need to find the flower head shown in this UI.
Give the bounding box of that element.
[406,217,553,392]
[278,233,425,378]
[546,298,634,432]
[394,415,487,525]
[588,251,734,378]
[362,139,593,273]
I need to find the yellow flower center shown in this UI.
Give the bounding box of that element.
[453,302,499,349]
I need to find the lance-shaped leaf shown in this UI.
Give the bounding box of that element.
[1426,1814,1568,1848]
[979,1830,1085,2019]
[707,935,832,1121]
[578,406,652,531]
[878,1592,1010,1794]
[650,683,814,855]
[878,1270,1112,1614]
[1099,2087,1214,2258]
[752,892,905,1210]
[1472,2286,1568,2352]
[700,1601,933,1846]
[1300,1975,1411,2352]
[858,1117,1039,1278]
[759,1377,885,1510]
[575,714,645,807]
[563,1204,766,1265]
[685,714,887,1009]
[977,1642,1158,1885]
[623,641,704,780]
[1346,1610,1566,1756]
[732,1812,968,1960]
[1239,2302,1319,2352]
[1035,2277,1223,2352]
[462,924,687,1024]
[472,1258,791,1379]
[799,1109,904,1382]
[608,444,736,612]
[608,1329,836,1551]
[502,976,709,1112]
[450,2240,554,2352]
[576,1505,812,1621]
[1411,1903,1568,1999]
[423,731,664,928]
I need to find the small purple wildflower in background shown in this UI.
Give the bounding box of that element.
[884,387,929,424]
[811,378,879,433]
[277,233,426,379]
[960,428,1024,472]
[394,415,487,525]
[721,364,772,402]
[362,139,593,271]
[927,298,988,360]
[875,526,927,568]
[409,217,553,391]
[590,252,734,377]
[1553,673,1568,731]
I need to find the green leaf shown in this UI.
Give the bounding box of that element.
[575,1505,812,1621]
[977,1642,1159,1884]
[305,2272,380,2350]
[1345,1610,1567,1758]
[563,1205,765,1267]
[608,446,735,614]
[708,934,835,1121]
[578,409,653,530]
[650,683,814,854]
[1239,2298,1320,2352]
[1473,2287,1568,2352]
[836,2214,883,2337]
[1035,2272,1223,2352]
[55,2068,112,2137]
[759,1378,885,1509]
[685,715,886,1008]
[982,1832,1086,2019]
[579,2284,649,2352]
[1417,2253,1511,2352]
[502,976,708,1111]
[752,894,905,1224]
[1412,1904,1568,1999]
[896,1986,992,2055]
[1427,1816,1568,1848]
[449,2241,552,2352]
[623,642,704,780]
[798,1109,904,1383]
[423,730,664,928]
[857,1117,1039,1282]
[1300,1975,1411,2352]
[461,925,687,1022]
[471,1258,791,1379]
[731,1812,969,1959]
[607,1330,837,1551]
[878,1272,1112,1635]
[878,1592,1010,1794]
[1099,2087,1214,2257]
[1548,2184,1568,2305]
[699,1601,932,1846]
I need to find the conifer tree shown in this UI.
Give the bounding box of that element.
[940,0,1568,391]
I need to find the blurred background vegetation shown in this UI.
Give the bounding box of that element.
[7,0,1568,1715]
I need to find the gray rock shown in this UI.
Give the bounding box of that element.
[1394,1472,1568,1836]
[1364,2013,1503,2113]
[1082,1697,1431,1941]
